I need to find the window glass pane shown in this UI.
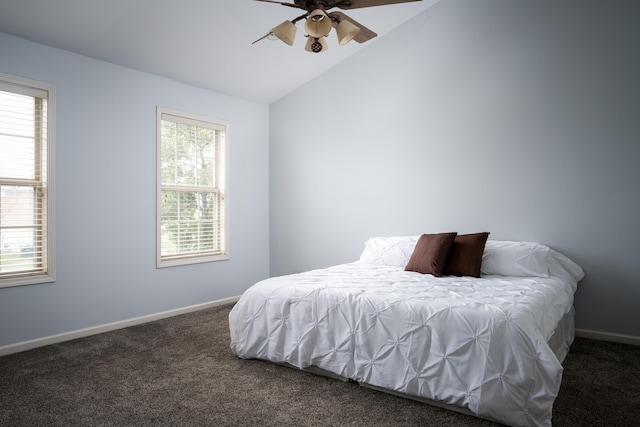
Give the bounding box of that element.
[0,186,37,254]
[161,122,216,187]
[0,186,36,227]
[0,92,36,180]
[0,227,38,273]
[161,190,179,222]
[0,91,35,138]
[200,192,216,220]
[160,121,177,184]
[195,127,215,187]
[160,190,220,256]
[175,123,195,186]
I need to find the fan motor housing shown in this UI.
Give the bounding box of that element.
[300,1,350,13]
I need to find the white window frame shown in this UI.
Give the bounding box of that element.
[0,73,56,288]
[156,107,229,268]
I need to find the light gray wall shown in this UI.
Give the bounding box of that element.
[270,0,640,337]
[0,33,270,347]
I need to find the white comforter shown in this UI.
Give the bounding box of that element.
[229,252,582,427]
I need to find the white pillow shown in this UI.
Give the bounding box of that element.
[549,249,585,282]
[481,240,550,277]
[358,235,420,267]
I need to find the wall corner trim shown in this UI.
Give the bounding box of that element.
[0,296,240,356]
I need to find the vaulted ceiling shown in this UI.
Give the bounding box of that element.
[0,0,439,104]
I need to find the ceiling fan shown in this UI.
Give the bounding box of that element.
[253,0,423,53]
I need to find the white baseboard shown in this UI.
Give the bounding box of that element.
[576,328,640,347]
[0,296,240,357]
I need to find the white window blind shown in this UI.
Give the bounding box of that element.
[0,74,55,287]
[157,108,228,267]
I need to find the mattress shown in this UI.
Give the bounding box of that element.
[229,246,583,427]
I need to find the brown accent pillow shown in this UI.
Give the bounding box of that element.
[444,232,490,278]
[405,232,457,276]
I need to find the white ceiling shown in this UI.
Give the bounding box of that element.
[0,0,439,104]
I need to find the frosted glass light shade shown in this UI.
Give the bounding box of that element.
[273,21,297,46]
[336,19,360,46]
[305,36,328,53]
[305,9,332,38]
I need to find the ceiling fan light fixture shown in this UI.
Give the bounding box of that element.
[272,20,297,46]
[253,0,391,53]
[305,9,332,38]
[336,19,360,46]
[305,36,328,53]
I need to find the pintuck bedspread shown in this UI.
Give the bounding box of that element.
[229,244,584,427]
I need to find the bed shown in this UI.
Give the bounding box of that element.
[229,234,584,427]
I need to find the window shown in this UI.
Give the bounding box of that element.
[157,107,228,268]
[0,73,55,288]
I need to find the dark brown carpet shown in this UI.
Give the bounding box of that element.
[1,304,639,426]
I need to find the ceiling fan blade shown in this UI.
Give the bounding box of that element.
[329,11,377,43]
[335,0,422,9]
[252,32,273,45]
[254,0,306,10]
